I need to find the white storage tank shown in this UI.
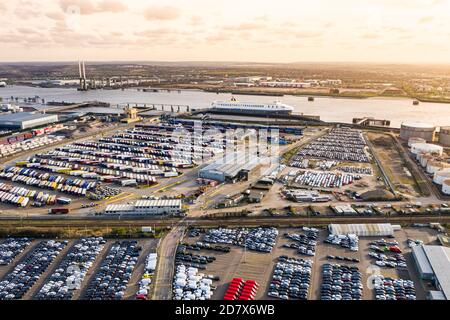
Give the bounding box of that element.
[433,169,450,185]
[400,122,436,142]
[427,160,444,174]
[411,143,443,156]
[408,137,426,147]
[420,154,433,168]
[442,179,450,195]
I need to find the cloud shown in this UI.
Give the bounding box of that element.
[361,32,381,39]
[419,16,433,24]
[189,15,203,26]
[143,5,180,21]
[46,11,66,21]
[224,22,265,31]
[59,0,127,15]
[206,32,231,43]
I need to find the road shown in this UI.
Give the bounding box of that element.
[152,224,185,300]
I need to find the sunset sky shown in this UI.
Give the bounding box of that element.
[1,0,450,63]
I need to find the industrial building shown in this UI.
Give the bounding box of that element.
[104,199,182,216]
[439,126,450,147]
[400,122,436,142]
[198,152,262,183]
[328,223,401,236]
[0,112,59,130]
[412,245,450,300]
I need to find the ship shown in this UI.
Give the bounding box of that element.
[211,97,294,115]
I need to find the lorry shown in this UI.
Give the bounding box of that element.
[48,208,69,215]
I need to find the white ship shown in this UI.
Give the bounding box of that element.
[211,98,294,115]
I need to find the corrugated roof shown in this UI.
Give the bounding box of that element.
[105,204,134,212]
[329,223,395,236]
[423,246,450,299]
[200,152,262,178]
[412,245,433,275]
[135,199,181,207]
[0,112,58,122]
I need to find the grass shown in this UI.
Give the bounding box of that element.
[0,226,169,239]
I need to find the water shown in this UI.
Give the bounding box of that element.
[1,85,450,128]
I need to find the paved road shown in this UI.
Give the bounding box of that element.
[152,224,185,300]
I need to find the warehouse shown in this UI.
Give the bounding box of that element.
[412,245,450,300]
[328,223,401,236]
[199,152,262,183]
[104,199,182,216]
[0,112,59,130]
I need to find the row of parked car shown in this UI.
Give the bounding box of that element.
[0,238,32,266]
[179,242,231,253]
[203,227,278,253]
[53,144,193,168]
[0,240,67,300]
[268,256,313,300]
[36,151,179,177]
[294,171,355,189]
[173,265,216,300]
[136,252,157,300]
[83,240,141,300]
[0,182,70,208]
[0,135,64,159]
[224,278,260,301]
[283,227,319,257]
[295,128,370,163]
[324,234,359,252]
[372,275,416,300]
[338,166,372,175]
[35,237,106,300]
[175,251,216,266]
[320,264,363,300]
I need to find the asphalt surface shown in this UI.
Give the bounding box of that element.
[152,225,185,300]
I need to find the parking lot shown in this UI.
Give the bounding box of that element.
[0,121,227,211]
[0,225,440,300]
[0,237,158,300]
[175,226,439,300]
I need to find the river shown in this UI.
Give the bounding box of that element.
[1,85,450,128]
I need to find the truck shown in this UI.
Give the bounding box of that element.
[121,179,138,187]
[56,197,72,205]
[48,208,69,215]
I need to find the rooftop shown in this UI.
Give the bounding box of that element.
[0,112,57,122]
[423,245,450,299]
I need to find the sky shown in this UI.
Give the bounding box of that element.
[1,0,450,63]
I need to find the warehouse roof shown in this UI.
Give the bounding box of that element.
[328,223,400,236]
[423,246,450,299]
[200,152,262,178]
[135,199,182,207]
[0,112,57,122]
[412,245,434,276]
[105,204,134,212]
